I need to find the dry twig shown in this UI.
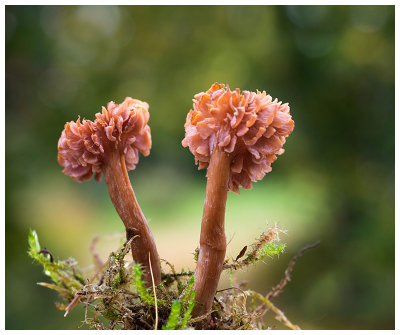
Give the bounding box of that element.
[266,240,320,300]
[90,235,104,269]
[247,290,300,330]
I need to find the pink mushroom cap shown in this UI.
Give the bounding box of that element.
[182,83,294,194]
[58,97,152,182]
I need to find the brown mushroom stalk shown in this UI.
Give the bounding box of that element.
[102,148,160,285]
[193,146,231,318]
[58,97,161,286]
[182,83,294,319]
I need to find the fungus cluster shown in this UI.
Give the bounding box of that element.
[57,83,294,325]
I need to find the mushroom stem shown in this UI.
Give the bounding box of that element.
[193,146,232,318]
[102,148,161,286]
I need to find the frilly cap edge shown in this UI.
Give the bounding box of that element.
[182,83,294,194]
[58,97,151,182]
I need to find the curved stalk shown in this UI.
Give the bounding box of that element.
[193,147,232,318]
[102,149,161,286]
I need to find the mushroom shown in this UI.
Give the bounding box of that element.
[182,83,294,318]
[58,97,161,286]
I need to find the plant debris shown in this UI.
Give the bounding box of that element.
[28,226,318,330]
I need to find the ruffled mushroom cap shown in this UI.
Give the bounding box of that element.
[182,83,294,194]
[58,97,151,182]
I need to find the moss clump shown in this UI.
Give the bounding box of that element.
[28,226,315,330]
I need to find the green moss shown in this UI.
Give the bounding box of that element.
[27,229,84,299]
[162,276,195,330]
[259,242,286,258]
[28,227,304,330]
[132,264,156,305]
[162,300,181,330]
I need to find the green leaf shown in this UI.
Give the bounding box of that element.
[181,276,195,306]
[181,289,195,329]
[162,300,181,330]
[27,229,83,298]
[179,276,196,329]
[132,264,154,305]
[27,229,41,259]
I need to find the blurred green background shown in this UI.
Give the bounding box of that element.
[5,5,394,330]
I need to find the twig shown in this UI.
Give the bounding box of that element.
[226,232,236,246]
[149,253,158,330]
[216,287,247,314]
[213,296,224,310]
[84,295,90,323]
[64,260,110,316]
[188,309,216,324]
[64,295,80,317]
[266,240,320,300]
[64,237,135,317]
[90,235,104,269]
[247,290,300,330]
[161,259,194,292]
[223,224,286,271]
[160,258,180,290]
[161,271,194,279]
[161,259,177,276]
[37,282,70,296]
[216,286,247,296]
